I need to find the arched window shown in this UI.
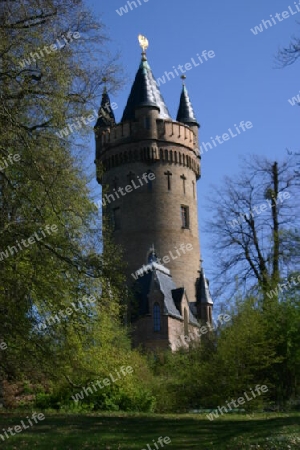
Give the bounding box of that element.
[147,170,155,191]
[112,177,119,190]
[153,303,161,331]
[184,308,188,336]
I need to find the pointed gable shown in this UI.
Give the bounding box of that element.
[132,262,199,325]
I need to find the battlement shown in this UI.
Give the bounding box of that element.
[95,119,196,151]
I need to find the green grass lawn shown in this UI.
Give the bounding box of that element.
[0,411,299,449]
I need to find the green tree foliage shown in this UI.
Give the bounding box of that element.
[152,291,300,412]
[0,0,140,405]
[152,298,277,411]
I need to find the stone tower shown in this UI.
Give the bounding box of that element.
[95,40,213,349]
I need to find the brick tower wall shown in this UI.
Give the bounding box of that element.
[95,107,202,303]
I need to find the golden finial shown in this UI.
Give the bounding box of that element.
[138,34,149,52]
[138,35,149,60]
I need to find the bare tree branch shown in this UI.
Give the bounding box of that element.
[205,156,300,301]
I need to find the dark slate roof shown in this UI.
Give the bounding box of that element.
[196,268,213,305]
[172,287,184,312]
[132,263,199,325]
[189,301,198,317]
[156,270,182,319]
[171,287,199,326]
[121,56,171,122]
[188,305,200,326]
[176,85,199,127]
[95,90,116,128]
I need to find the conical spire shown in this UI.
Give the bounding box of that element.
[176,77,199,127]
[196,268,213,305]
[95,82,116,129]
[121,53,171,122]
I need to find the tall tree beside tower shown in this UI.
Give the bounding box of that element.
[0,0,130,402]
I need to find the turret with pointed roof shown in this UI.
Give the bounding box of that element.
[95,86,116,129]
[176,79,199,127]
[94,83,116,177]
[122,53,170,122]
[176,77,201,159]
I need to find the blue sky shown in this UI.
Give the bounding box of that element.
[87,0,299,278]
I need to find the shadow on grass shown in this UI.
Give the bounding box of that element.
[0,412,299,449]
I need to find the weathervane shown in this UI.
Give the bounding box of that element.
[138,34,149,52]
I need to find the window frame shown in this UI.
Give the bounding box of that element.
[181,205,189,229]
[112,207,121,231]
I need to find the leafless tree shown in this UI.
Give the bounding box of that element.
[205,155,300,300]
[277,25,300,66]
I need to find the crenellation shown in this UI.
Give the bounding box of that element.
[98,120,196,158]
[99,138,200,179]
